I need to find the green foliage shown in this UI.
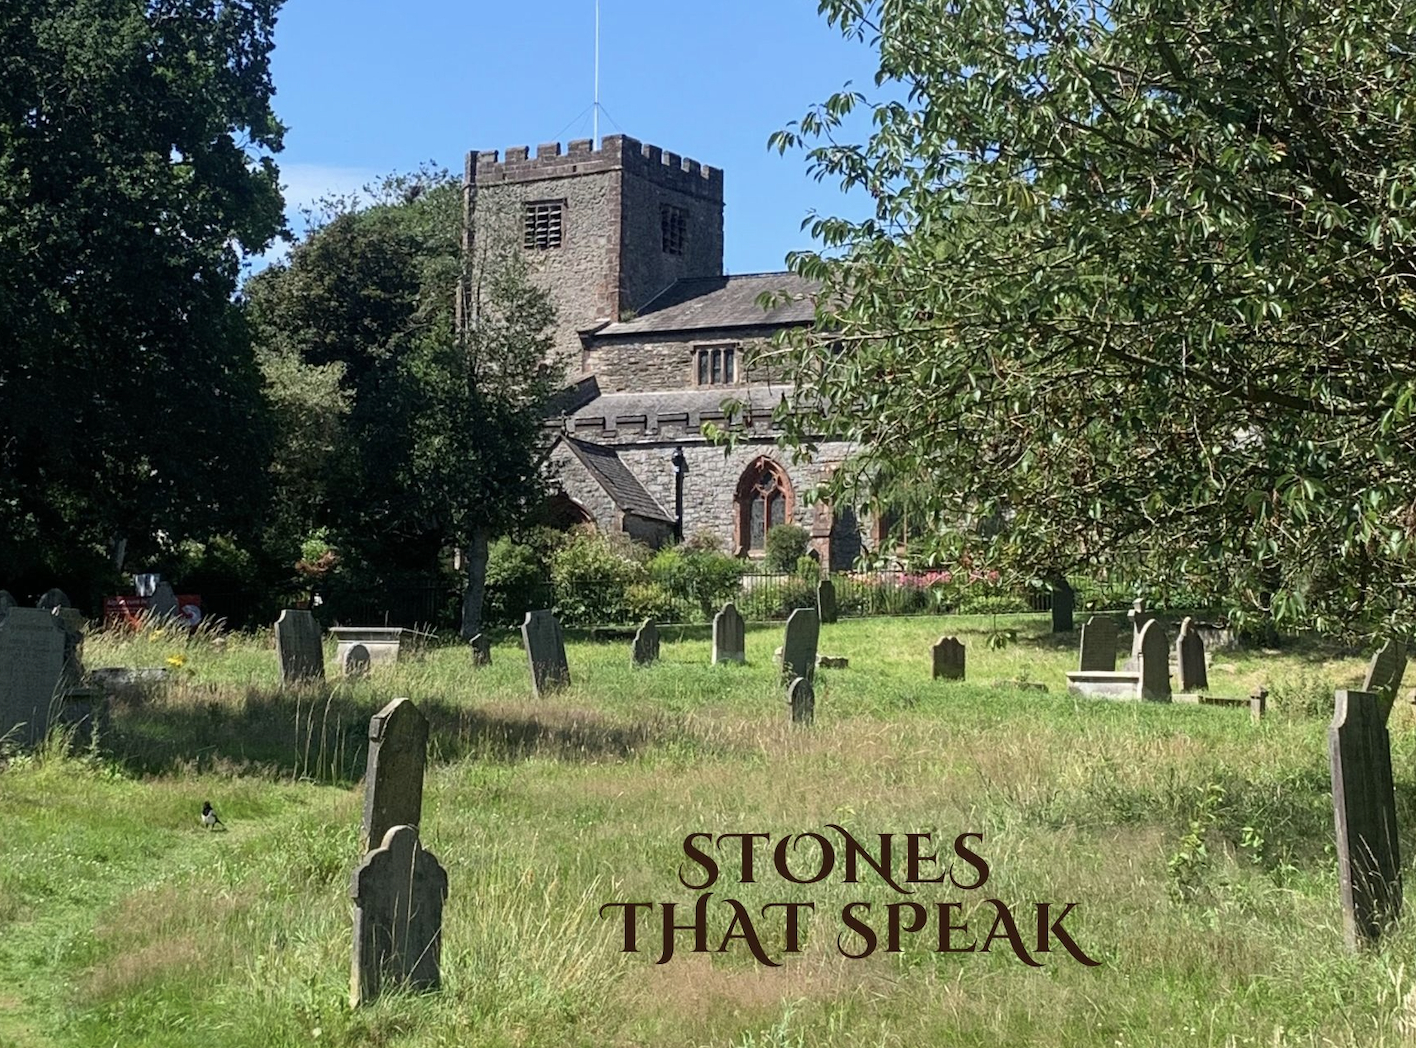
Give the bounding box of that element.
[739,577,817,621]
[550,533,650,626]
[648,546,745,620]
[484,536,553,628]
[776,0,1416,638]
[1168,783,1227,903]
[763,524,810,572]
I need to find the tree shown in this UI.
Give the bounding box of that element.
[771,0,1416,636]
[0,0,285,596]
[244,171,562,635]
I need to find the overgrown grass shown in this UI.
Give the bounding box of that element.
[0,615,1410,1047]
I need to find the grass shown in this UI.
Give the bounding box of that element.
[0,613,1412,1047]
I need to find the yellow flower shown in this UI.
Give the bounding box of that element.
[151,628,165,639]
[165,654,187,668]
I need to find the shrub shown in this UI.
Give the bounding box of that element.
[649,546,745,621]
[956,592,1031,616]
[625,581,677,624]
[551,533,650,625]
[484,537,552,628]
[740,576,816,621]
[763,525,810,572]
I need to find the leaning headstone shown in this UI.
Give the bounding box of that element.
[1330,689,1402,948]
[350,825,448,1007]
[631,619,660,667]
[1175,617,1208,692]
[274,609,325,684]
[711,602,746,665]
[1362,638,1408,702]
[360,697,429,853]
[1050,579,1075,633]
[788,676,814,726]
[343,644,372,678]
[1078,616,1118,672]
[521,610,569,698]
[932,636,965,681]
[1137,619,1171,702]
[36,588,70,612]
[469,633,492,667]
[781,607,820,682]
[0,609,68,748]
[149,581,179,620]
[817,579,838,625]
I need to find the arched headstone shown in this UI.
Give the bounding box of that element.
[788,675,814,726]
[711,602,745,665]
[631,620,660,667]
[343,644,372,678]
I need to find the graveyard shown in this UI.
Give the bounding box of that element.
[1,610,1414,1048]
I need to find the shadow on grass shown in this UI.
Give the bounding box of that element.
[103,681,683,786]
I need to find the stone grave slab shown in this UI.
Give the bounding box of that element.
[350,825,447,1007]
[932,636,965,681]
[817,579,838,625]
[521,610,569,698]
[343,644,372,678]
[469,633,492,667]
[631,620,660,667]
[1078,616,1118,672]
[36,588,69,612]
[361,697,429,853]
[788,676,814,726]
[711,602,745,665]
[329,627,412,670]
[1065,670,1141,700]
[1175,617,1208,692]
[275,609,325,684]
[0,608,68,748]
[1137,619,1171,702]
[781,607,820,683]
[1362,638,1408,701]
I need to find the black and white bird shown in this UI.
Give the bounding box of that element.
[201,801,224,830]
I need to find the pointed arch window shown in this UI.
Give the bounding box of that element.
[735,458,794,554]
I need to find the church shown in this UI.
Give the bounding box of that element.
[463,134,871,571]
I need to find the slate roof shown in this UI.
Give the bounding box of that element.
[594,272,818,337]
[566,384,787,423]
[560,437,674,522]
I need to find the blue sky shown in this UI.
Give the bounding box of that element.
[257,0,880,274]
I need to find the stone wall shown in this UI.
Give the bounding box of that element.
[580,327,787,393]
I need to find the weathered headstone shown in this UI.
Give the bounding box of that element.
[631,619,660,667]
[274,609,325,684]
[0,609,68,748]
[932,636,965,681]
[361,697,429,853]
[1175,617,1208,692]
[149,581,179,620]
[1078,616,1118,672]
[1126,599,1156,668]
[817,578,838,625]
[781,607,820,683]
[521,610,569,698]
[1137,619,1171,702]
[0,590,15,615]
[711,602,745,665]
[788,675,814,726]
[1329,689,1402,948]
[1362,638,1408,702]
[36,588,69,612]
[350,825,448,1007]
[1050,578,1075,633]
[343,644,372,678]
[469,633,492,667]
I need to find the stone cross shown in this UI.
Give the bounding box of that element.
[1329,689,1402,948]
[521,610,569,698]
[149,581,179,620]
[816,579,838,625]
[788,675,814,726]
[1175,617,1208,692]
[36,588,70,612]
[0,608,68,749]
[343,644,372,678]
[932,636,965,681]
[1137,619,1171,702]
[1050,578,1075,633]
[350,825,448,1007]
[1078,616,1118,672]
[781,607,820,683]
[361,697,430,854]
[631,619,660,667]
[468,633,492,667]
[275,609,325,684]
[711,602,745,665]
[1362,638,1408,702]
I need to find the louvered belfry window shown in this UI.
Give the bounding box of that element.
[524,200,564,250]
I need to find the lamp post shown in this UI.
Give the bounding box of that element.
[671,446,687,542]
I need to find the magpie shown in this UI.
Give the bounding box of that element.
[201,801,225,830]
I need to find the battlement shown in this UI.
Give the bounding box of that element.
[471,134,723,200]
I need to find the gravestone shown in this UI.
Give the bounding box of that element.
[0,609,68,748]
[1125,599,1156,669]
[149,581,179,620]
[0,591,15,615]
[1050,579,1075,633]
[788,676,814,726]
[817,579,838,625]
[1175,617,1208,692]
[274,609,325,684]
[1137,619,1171,702]
[36,588,70,612]
[1078,616,1118,672]
[350,825,448,1007]
[932,636,965,681]
[711,602,745,665]
[1362,638,1408,701]
[521,610,569,698]
[781,607,820,683]
[343,644,372,678]
[361,697,429,853]
[1329,689,1402,948]
[631,620,660,667]
[469,633,491,667]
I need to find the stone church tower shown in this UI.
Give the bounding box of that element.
[463,134,867,570]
